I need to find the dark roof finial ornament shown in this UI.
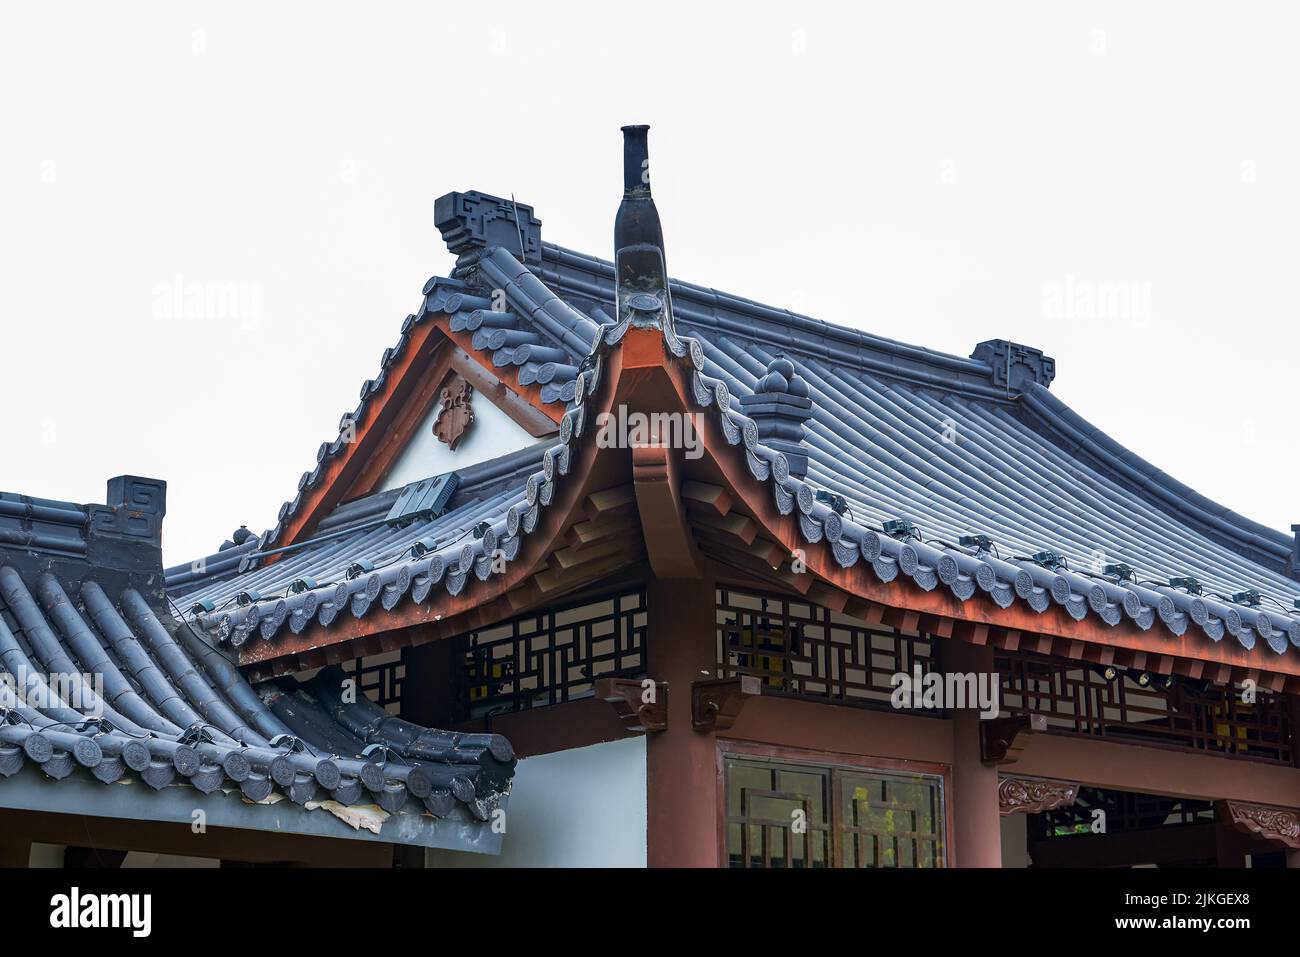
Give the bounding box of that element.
[614,125,674,334]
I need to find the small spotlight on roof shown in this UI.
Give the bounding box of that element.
[346,559,375,580]
[288,577,318,594]
[1092,664,1119,682]
[1231,589,1262,607]
[959,534,994,553]
[1169,576,1202,594]
[472,521,492,539]
[408,538,436,558]
[190,599,216,615]
[1104,563,1135,582]
[1031,550,1067,570]
[882,519,918,539]
[815,490,849,515]
[234,590,262,606]
[1127,669,1152,688]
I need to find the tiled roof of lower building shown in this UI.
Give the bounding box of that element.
[0,478,514,849]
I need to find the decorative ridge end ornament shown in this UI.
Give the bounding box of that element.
[736,357,814,478]
[970,339,1057,392]
[434,190,542,266]
[614,124,676,338]
[432,373,475,451]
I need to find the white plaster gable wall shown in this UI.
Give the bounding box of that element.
[428,736,648,868]
[379,387,553,492]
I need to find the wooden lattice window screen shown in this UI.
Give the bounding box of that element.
[997,650,1293,765]
[454,588,648,719]
[715,586,938,710]
[343,649,405,715]
[724,754,946,868]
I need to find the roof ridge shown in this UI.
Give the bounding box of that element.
[537,241,1056,397]
[1022,383,1295,567]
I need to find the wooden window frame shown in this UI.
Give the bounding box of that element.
[715,741,953,868]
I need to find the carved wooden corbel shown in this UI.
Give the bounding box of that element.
[595,677,667,732]
[692,676,762,732]
[980,713,1046,765]
[998,776,1080,816]
[1216,799,1300,849]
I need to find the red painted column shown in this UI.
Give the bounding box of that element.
[645,574,721,867]
[944,639,1003,867]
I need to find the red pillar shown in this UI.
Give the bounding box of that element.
[645,574,720,867]
[944,639,1002,867]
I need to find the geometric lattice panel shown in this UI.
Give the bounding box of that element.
[453,588,648,720]
[716,587,938,711]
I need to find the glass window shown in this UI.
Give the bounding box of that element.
[724,754,946,868]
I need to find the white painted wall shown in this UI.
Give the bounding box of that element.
[429,736,647,868]
[379,387,550,492]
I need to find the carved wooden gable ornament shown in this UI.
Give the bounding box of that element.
[432,374,475,450]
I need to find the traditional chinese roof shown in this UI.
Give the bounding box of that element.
[0,478,514,850]
[172,128,1300,678]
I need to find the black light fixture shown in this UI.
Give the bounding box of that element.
[1231,589,1262,607]
[190,598,216,615]
[959,533,994,553]
[362,743,397,764]
[1126,669,1152,688]
[815,490,849,516]
[408,538,437,558]
[288,577,318,594]
[472,520,492,539]
[1031,550,1067,570]
[234,590,262,606]
[1169,576,1202,594]
[1104,563,1135,582]
[346,559,375,580]
[1092,664,1119,682]
[883,519,918,539]
[270,733,306,753]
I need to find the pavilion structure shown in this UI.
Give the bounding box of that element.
[6,126,1299,867]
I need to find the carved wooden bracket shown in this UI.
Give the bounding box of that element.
[594,677,667,733]
[998,776,1080,816]
[1216,799,1300,849]
[692,676,762,732]
[980,713,1047,765]
[433,374,475,450]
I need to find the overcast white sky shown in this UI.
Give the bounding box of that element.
[1,2,1297,566]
